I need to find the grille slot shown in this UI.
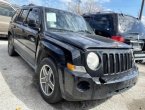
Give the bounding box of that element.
[115,54,119,73]
[110,54,114,73]
[103,54,108,75]
[103,52,132,75]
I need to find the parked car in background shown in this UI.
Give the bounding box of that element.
[8,5,138,103]
[0,0,16,37]
[83,12,145,61]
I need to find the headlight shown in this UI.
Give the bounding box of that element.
[87,52,100,70]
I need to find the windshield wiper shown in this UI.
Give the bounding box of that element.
[77,30,92,34]
[49,28,74,32]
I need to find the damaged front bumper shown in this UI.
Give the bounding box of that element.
[60,67,138,101]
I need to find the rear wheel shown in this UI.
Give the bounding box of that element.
[37,58,62,103]
[8,34,17,56]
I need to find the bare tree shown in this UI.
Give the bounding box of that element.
[82,0,103,14]
[67,1,81,14]
[67,0,104,15]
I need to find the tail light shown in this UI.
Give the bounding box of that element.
[111,36,125,42]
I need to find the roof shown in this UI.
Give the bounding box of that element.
[83,11,138,19]
[83,11,117,16]
[0,0,17,11]
[21,4,79,16]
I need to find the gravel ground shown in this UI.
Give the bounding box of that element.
[0,40,145,110]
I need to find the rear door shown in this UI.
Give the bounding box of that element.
[19,8,41,66]
[13,9,29,54]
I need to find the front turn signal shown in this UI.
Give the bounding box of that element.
[67,63,75,71]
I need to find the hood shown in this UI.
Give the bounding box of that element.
[45,31,131,50]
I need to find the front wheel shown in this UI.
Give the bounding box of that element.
[37,58,62,103]
[8,34,17,56]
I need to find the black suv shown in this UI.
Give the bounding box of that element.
[8,5,138,103]
[83,12,145,61]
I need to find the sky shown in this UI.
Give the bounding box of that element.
[102,0,143,17]
[10,0,144,18]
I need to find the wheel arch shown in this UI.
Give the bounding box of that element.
[35,41,67,71]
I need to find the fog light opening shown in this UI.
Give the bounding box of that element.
[77,81,90,92]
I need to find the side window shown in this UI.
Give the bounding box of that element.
[93,15,113,32]
[16,9,29,23]
[0,3,15,17]
[26,8,40,28]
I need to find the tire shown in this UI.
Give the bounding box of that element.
[8,34,17,56]
[37,58,62,103]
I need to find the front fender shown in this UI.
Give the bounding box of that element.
[36,40,66,67]
[36,38,82,67]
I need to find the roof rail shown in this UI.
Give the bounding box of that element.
[83,11,116,16]
[96,11,115,13]
[28,3,35,6]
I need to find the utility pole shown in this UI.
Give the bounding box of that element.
[139,0,145,20]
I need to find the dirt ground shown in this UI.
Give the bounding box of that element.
[0,40,145,110]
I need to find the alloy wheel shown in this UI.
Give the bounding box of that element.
[40,65,55,96]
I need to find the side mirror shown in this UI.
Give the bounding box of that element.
[28,19,40,31]
[28,19,36,27]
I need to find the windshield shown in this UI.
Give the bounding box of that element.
[45,9,93,33]
[118,15,145,34]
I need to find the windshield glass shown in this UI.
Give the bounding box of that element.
[118,15,145,34]
[45,9,93,33]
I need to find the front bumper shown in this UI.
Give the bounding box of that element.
[60,67,138,101]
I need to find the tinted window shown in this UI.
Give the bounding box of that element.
[26,9,40,24]
[84,17,95,28]
[0,3,15,17]
[118,15,145,34]
[17,9,29,23]
[93,15,113,32]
